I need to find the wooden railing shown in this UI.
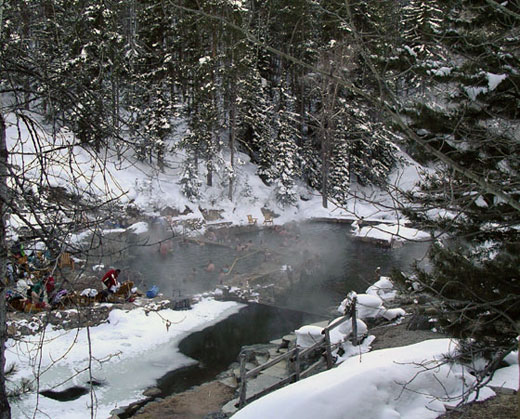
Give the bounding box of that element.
[237,298,358,409]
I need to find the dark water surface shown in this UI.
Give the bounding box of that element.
[156,303,322,396]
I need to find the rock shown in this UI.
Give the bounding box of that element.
[407,314,431,331]
[255,353,269,365]
[222,399,239,415]
[239,343,274,363]
[204,412,229,419]
[282,334,296,343]
[219,376,237,389]
[160,206,179,217]
[142,387,162,397]
[109,407,125,416]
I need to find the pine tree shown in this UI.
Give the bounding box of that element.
[392,0,520,362]
[179,155,202,201]
[235,52,275,185]
[273,81,300,206]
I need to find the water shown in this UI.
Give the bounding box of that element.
[127,221,429,315]
[156,303,322,396]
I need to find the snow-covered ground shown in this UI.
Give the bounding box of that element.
[4,113,427,238]
[6,298,244,418]
[233,339,517,419]
[232,279,518,419]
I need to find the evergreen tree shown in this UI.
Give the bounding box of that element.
[392,0,520,363]
[179,154,202,201]
[127,0,175,166]
[235,53,275,185]
[272,81,300,206]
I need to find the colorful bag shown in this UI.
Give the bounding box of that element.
[146,285,159,298]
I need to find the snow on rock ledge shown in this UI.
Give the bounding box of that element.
[337,293,384,319]
[354,222,430,245]
[366,276,396,302]
[295,325,325,348]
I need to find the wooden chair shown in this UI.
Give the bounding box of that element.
[263,214,274,225]
[58,252,75,270]
[247,215,258,225]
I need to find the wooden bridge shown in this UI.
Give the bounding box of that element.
[234,299,359,410]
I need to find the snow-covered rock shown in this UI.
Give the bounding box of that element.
[381,307,406,321]
[366,276,396,301]
[295,325,325,347]
[335,317,368,338]
[356,223,430,244]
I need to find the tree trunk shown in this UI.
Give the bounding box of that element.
[206,161,213,187]
[228,82,236,201]
[321,127,329,209]
[0,113,12,418]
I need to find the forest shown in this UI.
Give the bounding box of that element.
[1,0,520,417]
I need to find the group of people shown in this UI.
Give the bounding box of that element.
[5,237,124,311]
[7,270,69,310]
[6,239,63,309]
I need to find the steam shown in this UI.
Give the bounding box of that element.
[125,221,429,312]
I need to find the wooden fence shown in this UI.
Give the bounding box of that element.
[237,297,358,409]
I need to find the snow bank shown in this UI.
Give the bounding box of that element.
[126,221,149,234]
[489,350,519,392]
[7,298,244,419]
[232,339,495,419]
[355,223,430,244]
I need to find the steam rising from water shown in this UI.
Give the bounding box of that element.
[126,222,429,314]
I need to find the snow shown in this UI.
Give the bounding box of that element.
[334,317,367,340]
[429,67,452,77]
[486,72,507,91]
[366,276,397,301]
[465,86,488,101]
[489,350,519,392]
[234,276,516,419]
[489,365,519,392]
[355,223,430,243]
[6,298,244,419]
[4,113,428,241]
[126,221,149,235]
[381,307,406,321]
[232,339,496,419]
[295,325,324,347]
[337,279,406,323]
[462,74,507,101]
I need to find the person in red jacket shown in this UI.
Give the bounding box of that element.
[101,268,121,293]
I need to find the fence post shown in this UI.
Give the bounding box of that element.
[238,353,247,408]
[293,347,300,382]
[351,296,358,346]
[324,329,333,369]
